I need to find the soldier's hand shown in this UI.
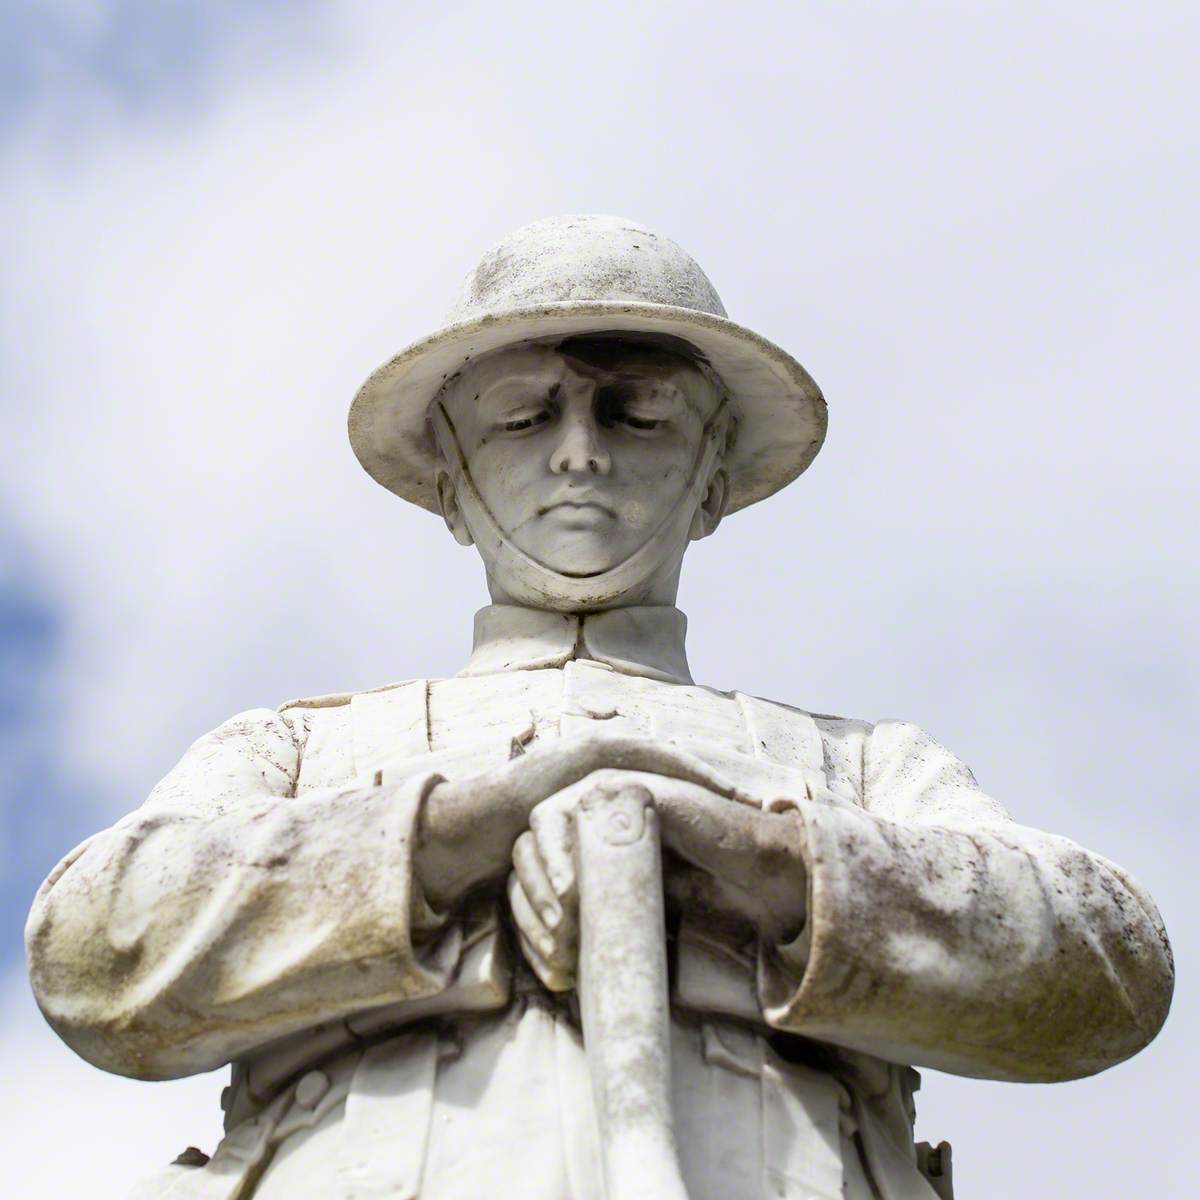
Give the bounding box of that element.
[649,771,808,941]
[415,734,744,911]
[605,768,808,942]
[507,767,809,988]
[508,791,581,992]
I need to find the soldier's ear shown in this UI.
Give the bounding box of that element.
[690,465,728,542]
[436,471,475,547]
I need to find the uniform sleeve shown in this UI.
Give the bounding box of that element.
[759,719,1174,1081]
[25,708,457,1081]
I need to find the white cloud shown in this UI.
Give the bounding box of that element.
[0,966,223,1197]
[1,3,1195,1195]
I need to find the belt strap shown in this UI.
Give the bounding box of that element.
[761,1048,844,1200]
[336,1029,440,1199]
[698,1022,845,1200]
[128,1066,348,1200]
[852,1096,941,1200]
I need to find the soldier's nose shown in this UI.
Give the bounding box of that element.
[550,413,611,475]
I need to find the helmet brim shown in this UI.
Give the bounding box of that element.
[348,300,826,515]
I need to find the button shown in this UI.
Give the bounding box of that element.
[294,1069,330,1110]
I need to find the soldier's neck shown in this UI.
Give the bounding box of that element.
[460,604,693,685]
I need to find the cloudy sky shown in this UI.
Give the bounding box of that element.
[0,2,1195,1194]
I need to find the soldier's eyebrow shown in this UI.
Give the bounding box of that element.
[608,370,714,421]
[474,369,565,412]
[614,378,688,414]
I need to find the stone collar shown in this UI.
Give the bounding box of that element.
[460,605,692,685]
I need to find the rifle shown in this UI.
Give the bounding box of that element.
[576,781,689,1200]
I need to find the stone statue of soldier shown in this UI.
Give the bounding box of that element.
[26,215,1174,1199]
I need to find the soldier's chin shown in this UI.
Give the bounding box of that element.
[518,530,628,578]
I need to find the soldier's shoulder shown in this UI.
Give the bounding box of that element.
[809,711,874,738]
[744,692,874,738]
[276,677,426,713]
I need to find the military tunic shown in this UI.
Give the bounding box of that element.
[26,606,1174,1198]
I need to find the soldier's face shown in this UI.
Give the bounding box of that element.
[436,341,725,580]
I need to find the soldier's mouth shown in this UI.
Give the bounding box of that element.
[538,503,617,529]
[537,493,617,518]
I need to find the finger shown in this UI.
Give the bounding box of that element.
[466,734,746,821]
[466,738,618,817]
[602,771,798,880]
[508,873,578,987]
[639,774,758,865]
[507,871,574,969]
[651,775,808,926]
[513,831,564,929]
[517,928,575,993]
[529,799,578,905]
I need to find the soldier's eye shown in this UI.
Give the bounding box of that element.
[595,384,664,431]
[503,411,550,432]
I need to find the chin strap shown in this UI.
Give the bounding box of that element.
[429,400,727,612]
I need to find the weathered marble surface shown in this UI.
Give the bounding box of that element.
[26,216,1173,1199]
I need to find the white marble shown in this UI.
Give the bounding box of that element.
[27,216,1173,1200]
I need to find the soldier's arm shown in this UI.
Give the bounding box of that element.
[758,720,1174,1081]
[25,718,752,1081]
[414,733,749,909]
[24,707,459,1081]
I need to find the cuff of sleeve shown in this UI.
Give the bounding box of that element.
[756,801,814,1009]
[403,773,450,938]
[758,797,873,1032]
[322,771,460,999]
